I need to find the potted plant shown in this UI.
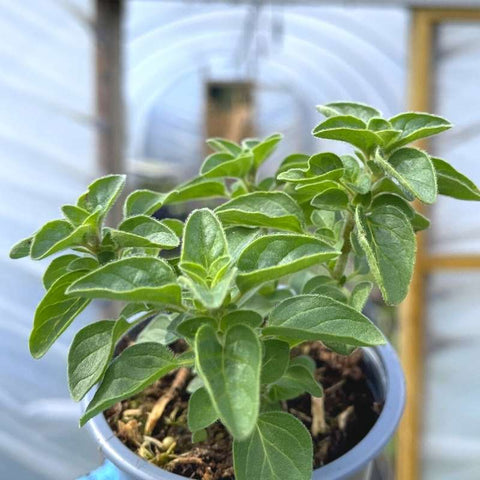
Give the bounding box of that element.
[10,102,480,480]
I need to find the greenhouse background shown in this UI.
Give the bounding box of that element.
[1,1,480,479]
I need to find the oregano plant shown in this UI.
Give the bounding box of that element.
[10,102,480,480]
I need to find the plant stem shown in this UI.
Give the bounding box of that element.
[332,212,355,281]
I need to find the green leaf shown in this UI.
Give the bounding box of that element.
[411,211,430,232]
[112,215,179,249]
[216,192,305,232]
[268,364,323,401]
[350,281,373,311]
[317,101,381,122]
[388,112,452,149]
[176,316,217,341]
[68,257,99,272]
[180,209,230,282]
[136,314,178,345]
[237,234,339,292]
[220,310,263,331]
[68,317,131,401]
[9,236,34,259]
[276,153,309,175]
[376,148,437,204]
[66,257,181,305]
[372,177,414,201]
[201,150,253,179]
[123,190,166,217]
[43,254,80,289]
[264,294,385,346]
[30,271,91,358]
[277,153,344,184]
[30,220,74,259]
[225,227,261,262]
[195,324,261,440]
[165,177,228,205]
[192,429,207,443]
[207,138,242,155]
[77,174,126,216]
[432,157,480,201]
[311,187,349,211]
[355,205,415,305]
[371,193,414,219]
[233,412,313,480]
[251,133,283,168]
[62,205,90,226]
[179,268,237,309]
[367,118,401,145]
[187,387,218,432]
[80,342,178,426]
[313,115,383,153]
[161,218,184,237]
[290,355,316,373]
[261,339,290,384]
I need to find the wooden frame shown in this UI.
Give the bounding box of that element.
[397,8,480,480]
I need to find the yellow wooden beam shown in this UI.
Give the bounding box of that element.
[396,9,434,480]
[422,255,480,271]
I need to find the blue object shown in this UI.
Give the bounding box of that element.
[78,460,121,480]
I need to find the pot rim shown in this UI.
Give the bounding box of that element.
[84,342,405,480]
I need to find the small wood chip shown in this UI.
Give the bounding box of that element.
[311,396,328,436]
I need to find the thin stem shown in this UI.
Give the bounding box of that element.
[332,212,355,282]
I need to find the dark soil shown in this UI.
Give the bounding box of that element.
[105,342,382,479]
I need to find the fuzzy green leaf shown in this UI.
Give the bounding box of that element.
[432,157,480,201]
[225,227,261,262]
[237,234,339,292]
[264,294,385,346]
[62,205,90,226]
[376,148,437,204]
[388,112,452,149]
[68,318,130,401]
[80,342,178,426]
[317,101,381,122]
[233,411,313,480]
[66,257,181,305]
[180,209,230,282]
[251,133,283,168]
[201,150,253,179]
[207,138,242,155]
[179,268,237,309]
[276,153,309,175]
[216,192,305,232]
[30,271,91,358]
[261,339,290,384]
[350,281,373,311]
[136,314,178,345]
[176,316,217,341]
[371,193,414,219]
[123,190,166,217]
[311,187,349,211]
[220,310,263,331]
[355,205,415,305]
[187,387,218,432]
[313,115,383,153]
[165,177,228,205]
[43,254,80,290]
[9,236,34,259]
[278,153,344,185]
[268,364,323,401]
[195,324,261,440]
[77,174,126,216]
[112,215,179,249]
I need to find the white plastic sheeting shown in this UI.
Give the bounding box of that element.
[1,0,102,478]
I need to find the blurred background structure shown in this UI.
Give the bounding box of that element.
[1,1,480,479]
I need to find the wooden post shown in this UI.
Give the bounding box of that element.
[95,0,125,224]
[396,9,433,480]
